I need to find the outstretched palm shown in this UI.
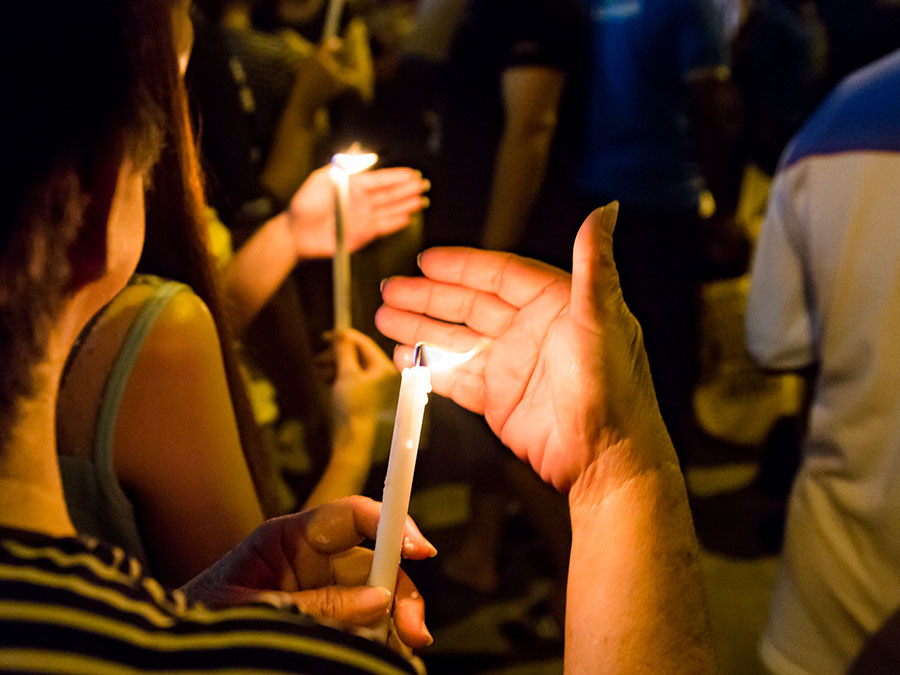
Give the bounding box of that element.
[288,166,429,258]
[376,205,665,492]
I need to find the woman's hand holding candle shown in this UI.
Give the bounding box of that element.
[287,165,429,259]
[180,496,435,651]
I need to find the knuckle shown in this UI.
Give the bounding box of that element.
[320,587,347,619]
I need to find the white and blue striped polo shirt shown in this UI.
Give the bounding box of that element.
[747,48,900,675]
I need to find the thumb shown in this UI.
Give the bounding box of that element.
[570,202,622,324]
[291,585,393,626]
[319,36,343,55]
[332,333,361,377]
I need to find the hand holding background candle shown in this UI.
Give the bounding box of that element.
[329,147,378,332]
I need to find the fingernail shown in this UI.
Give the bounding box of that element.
[422,179,431,191]
[402,535,438,557]
[416,252,423,269]
[380,278,388,292]
[420,196,431,209]
[422,624,434,646]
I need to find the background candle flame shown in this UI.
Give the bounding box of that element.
[331,149,378,175]
[414,340,489,371]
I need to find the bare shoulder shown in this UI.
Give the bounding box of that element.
[135,287,221,364]
[57,283,160,457]
[113,286,231,468]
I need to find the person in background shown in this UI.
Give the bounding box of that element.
[730,0,827,179]
[425,0,588,262]
[745,48,900,675]
[575,0,745,464]
[186,0,416,512]
[57,0,427,585]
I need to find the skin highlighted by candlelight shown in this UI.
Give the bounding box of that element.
[414,339,490,370]
[329,146,379,331]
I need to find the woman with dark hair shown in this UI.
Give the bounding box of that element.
[0,0,434,668]
[56,0,428,586]
[56,5,268,580]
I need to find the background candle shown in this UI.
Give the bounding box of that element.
[329,164,351,332]
[363,364,432,643]
[329,149,377,332]
[322,0,346,42]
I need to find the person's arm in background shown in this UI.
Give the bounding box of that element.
[259,41,351,204]
[745,167,815,372]
[687,66,744,220]
[745,163,816,454]
[682,0,748,273]
[302,330,399,510]
[479,65,565,250]
[260,17,376,205]
[342,17,375,105]
[222,165,429,333]
[376,204,717,672]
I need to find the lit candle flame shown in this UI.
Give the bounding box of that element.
[331,147,378,175]
[413,339,489,371]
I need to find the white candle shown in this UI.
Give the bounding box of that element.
[362,364,432,643]
[329,148,378,332]
[329,164,351,332]
[357,341,486,643]
[322,0,346,42]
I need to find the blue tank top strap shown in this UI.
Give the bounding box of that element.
[93,279,190,503]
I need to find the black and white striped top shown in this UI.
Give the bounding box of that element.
[0,527,417,674]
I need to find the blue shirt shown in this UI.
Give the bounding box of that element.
[578,0,726,209]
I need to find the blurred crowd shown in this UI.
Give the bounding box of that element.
[5,0,900,673]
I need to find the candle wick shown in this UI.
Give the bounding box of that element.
[413,343,426,367]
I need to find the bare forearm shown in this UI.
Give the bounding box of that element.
[222,212,298,332]
[565,460,717,674]
[481,125,554,250]
[259,83,320,204]
[302,417,377,510]
[688,73,742,214]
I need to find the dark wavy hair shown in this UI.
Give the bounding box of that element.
[0,0,167,445]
